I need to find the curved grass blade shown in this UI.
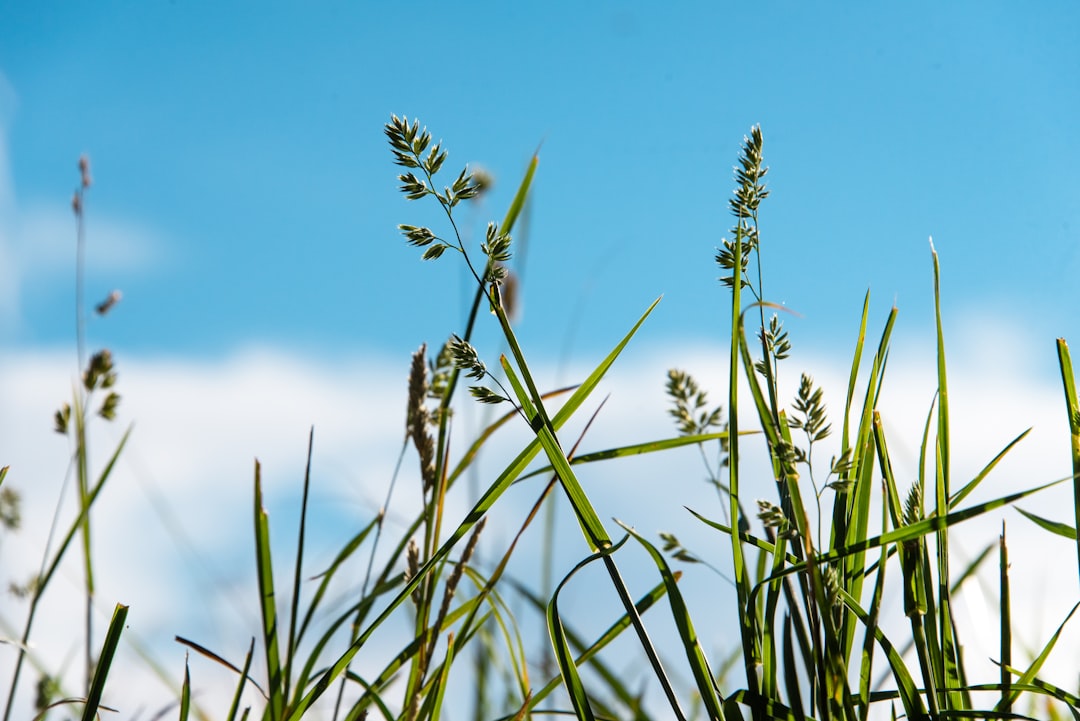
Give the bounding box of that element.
[548,540,631,721]
[174,636,268,700]
[503,576,672,718]
[1014,507,1076,540]
[79,602,128,721]
[836,589,926,721]
[617,521,725,720]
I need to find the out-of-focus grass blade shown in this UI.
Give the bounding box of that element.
[500,152,537,235]
[80,602,127,721]
[617,521,725,720]
[1014,507,1077,539]
[1055,338,1080,583]
[253,461,284,720]
[227,638,255,721]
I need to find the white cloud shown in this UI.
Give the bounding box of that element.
[1,326,1078,717]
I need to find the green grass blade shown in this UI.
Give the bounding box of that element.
[618,521,725,720]
[499,356,609,550]
[504,576,671,717]
[726,224,757,700]
[836,589,927,721]
[998,602,1080,712]
[515,431,742,481]
[284,427,314,704]
[949,429,1031,510]
[548,542,632,721]
[177,654,191,721]
[253,461,284,720]
[227,638,256,721]
[175,635,267,700]
[499,152,538,235]
[999,525,1012,716]
[841,290,872,450]
[1055,337,1080,584]
[931,243,965,710]
[426,634,455,721]
[79,602,127,721]
[780,615,805,721]
[296,515,380,645]
[1014,507,1077,539]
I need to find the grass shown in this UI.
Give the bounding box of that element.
[2,118,1079,720]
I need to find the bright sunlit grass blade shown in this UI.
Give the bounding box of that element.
[841,290,872,448]
[79,602,127,721]
[1055,338,1080,583]
[253,461,284,720]
[930,242,966,711]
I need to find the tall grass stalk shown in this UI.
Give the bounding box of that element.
[2,156,130,721]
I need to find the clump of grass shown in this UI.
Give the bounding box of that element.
[6,119,1080,721]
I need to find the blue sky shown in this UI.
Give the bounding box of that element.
[2,3,1080,717]
[2,3,1077,363]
